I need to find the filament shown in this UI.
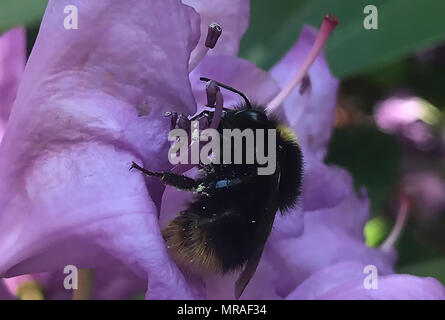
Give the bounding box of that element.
[189,23,222,72]
[380,197,410,251]
[266,15,338,113]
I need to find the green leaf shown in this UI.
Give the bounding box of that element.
[240,0,445,79]
[239,0,309,68]
[0,0,47,35]
[397,258,445,285]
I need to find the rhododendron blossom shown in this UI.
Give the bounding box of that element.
[0,0,444,300]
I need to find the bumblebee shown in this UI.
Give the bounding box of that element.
[132,78,303,298]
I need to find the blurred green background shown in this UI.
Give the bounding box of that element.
[1,0,445,284]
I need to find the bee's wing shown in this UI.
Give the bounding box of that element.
[234,245,264,299]
[234,181,280,299]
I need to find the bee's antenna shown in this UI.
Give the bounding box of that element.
[200,77,252,109]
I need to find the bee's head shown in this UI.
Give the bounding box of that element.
[233,107,270,128]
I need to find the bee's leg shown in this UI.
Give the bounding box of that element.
[130,162,199,192]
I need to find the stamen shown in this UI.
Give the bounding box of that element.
[189,47,209,73]
[205,80,219,108]
[205,23,223,49]
[165,111,178,130]
[200,77,251,108]
[171,82,224,174]
[209,89,224,130]
[177,114,191,130]
[380,197,410,252]
[189,23,223,72]
[266,14,338,113]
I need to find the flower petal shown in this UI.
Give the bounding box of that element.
[165,52,347,299]
[287,261,445,300]
[267,181,395,296]
[3,261,146,300]
[203,248,281,300]
[45,260,146,300]
[0,281,14,300]
[183,0,249,56]
[0,28,26,140]
[270,26,339,160]
[0,144,194,298]
[375,97,429,132]
[0,0,202,299]
[190,54,281,114]
[301,155,351,212]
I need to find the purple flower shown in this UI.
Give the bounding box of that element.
[159,15,401,299]
[0,0,257,300]
[160,13,445,299]
[0,27,149,300]
[2,261,147,300]
[0,0,204,299]
[0,0,443,300]
[375,96,445,219]
[0,28,25,141]
[375,96,442,153]
[287,261,445,299]
[376,97,430,132]
[0,27,46,300]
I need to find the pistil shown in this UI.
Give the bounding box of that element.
[266,15,338,113]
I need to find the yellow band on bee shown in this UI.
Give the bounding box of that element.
[276,124,298,144]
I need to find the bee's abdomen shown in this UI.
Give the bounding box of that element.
[163,178,277,274]
[162,211,223,273]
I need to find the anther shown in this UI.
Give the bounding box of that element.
[200,77,251,108]
[165,111,178,130]
[205,80,220,108]
[205,23,223,49]
[171,81,224,175]
[189,22,223,72]
[176,114,191,130]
